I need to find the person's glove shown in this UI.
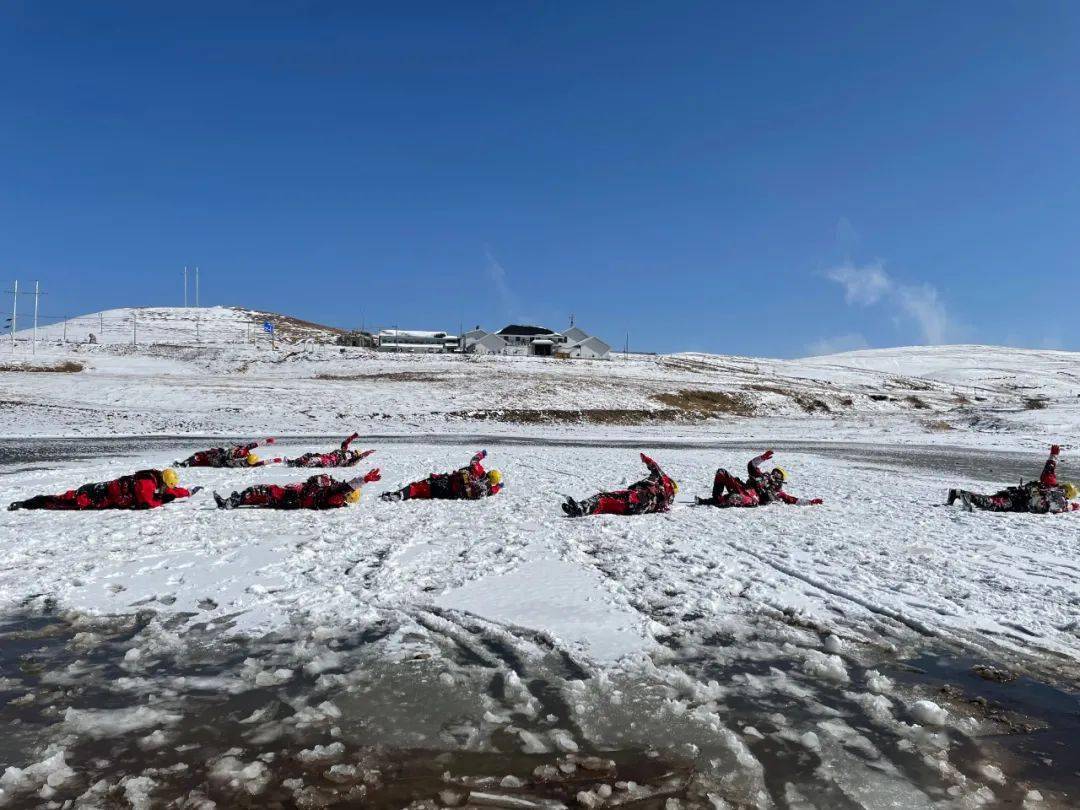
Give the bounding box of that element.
[761,450,775,461]
[474,450,488,461]
[363,468,382,484]
[809,498,823,505]
[265,438,276,445]
[1051,445,1061,456]
[270,457,283,464]
[640,453,657,466]
[189,486,204,495]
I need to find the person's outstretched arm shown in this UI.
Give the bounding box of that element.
[640,453,664,478]
[776,490,823,506]
[748,449,773,479]
[341,432,360,451]
[1040,445,1061,487]
[469,450,488,476]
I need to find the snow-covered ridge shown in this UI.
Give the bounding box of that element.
[10,306,346,347]
[1,321,1078,442]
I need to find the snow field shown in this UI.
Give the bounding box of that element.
[3,438,1079,806]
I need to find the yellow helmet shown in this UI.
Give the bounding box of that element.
[162,468,179,487]
[346,488,361,504]
[487,470,503,486]
[773,467,788,482]
[1064,482,1079,500]
[672,480,679,494]
[247,453,260,466]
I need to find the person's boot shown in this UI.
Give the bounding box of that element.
[960,492,974,513]
[947,489,959,506]
[561,497,582,517]
[213,492,236,510]
[694,496,712,506]
[7,502,23,511]
[380,490,405,502]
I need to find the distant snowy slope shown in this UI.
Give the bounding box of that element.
[12,306,346,346]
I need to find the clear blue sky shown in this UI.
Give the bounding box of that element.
[2,2,1078,356]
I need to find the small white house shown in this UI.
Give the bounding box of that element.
[565,335,612,360]
[472,333,509,355]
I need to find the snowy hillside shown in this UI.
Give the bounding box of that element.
[10,306,346,347]
[0,335,1078,444]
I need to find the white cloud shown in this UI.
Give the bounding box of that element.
[825,261,892,305]
[822,260,954,345]
[804,333,870,357]
[895,283,948,345]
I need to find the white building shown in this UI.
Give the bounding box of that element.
[461,322,611,359]
[472,333,509,355]
[565,335,612,359]
[377,329,458,353]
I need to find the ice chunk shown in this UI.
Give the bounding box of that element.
[910,699,948,727]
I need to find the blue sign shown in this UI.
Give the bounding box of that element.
[263,321,274,333]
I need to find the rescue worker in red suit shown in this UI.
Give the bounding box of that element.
[561,454,676,517]
[285,433,375,468]
[695,450,823,508]
[213,468,382,510]
[8,468,198,511]
[175,439,280,468]
[381,451,503,502]
[948,445,1080,514]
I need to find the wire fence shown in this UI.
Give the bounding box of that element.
[3,312,281,350]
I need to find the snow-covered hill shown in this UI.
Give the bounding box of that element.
[1,336,1078,444]
[10,306,346,347]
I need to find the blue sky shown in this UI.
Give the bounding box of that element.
[2,2,1078,356]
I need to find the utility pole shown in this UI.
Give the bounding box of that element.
[8,280,16,350]
[32,281,40,354]
[99,311,104,341]
[183,266,188,307]
[195,266,200,307]
[133,312,137,345]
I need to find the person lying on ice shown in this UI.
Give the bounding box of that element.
[8,468,199,511]
[213,468,382,510]
[175,439,280,468]
[948,445,1080,514]
[284,433,375,468]
[695,449,823,508]
[562,453,676,517]
[380,451,503,502]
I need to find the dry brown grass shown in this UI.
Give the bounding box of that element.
[905,395,929,409]
[0,361,84,373]
[448,408,685,425]
[315,371,443,383]
[923,419,954,432]
[1024,397,1048,410]
[652,389,756,417]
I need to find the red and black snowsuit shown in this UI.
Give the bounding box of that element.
[215,471,377,510]
[176,439,276,468]
[954,447,1079,514]
[286,434,374,468]
[381,451,501,501]
[565,454,676,517]
[8,470,192,511]
[700,452,820,508]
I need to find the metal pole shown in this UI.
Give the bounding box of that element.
[184,267,188,307]
[63,319,67,344]
[32,281,39,354]
[9,280,16,349]
[195,266,200,307]
[100,311,104,341]
[133,312,137,345]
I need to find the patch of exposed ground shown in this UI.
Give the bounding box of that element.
[447,408,685,425]
[316,372,446,383]
[0,361,84,373]
[652,389,756,417]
